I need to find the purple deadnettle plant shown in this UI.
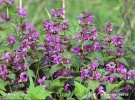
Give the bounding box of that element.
[18,8,27,17]
[0,1,134,100]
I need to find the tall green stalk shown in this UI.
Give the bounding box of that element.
[62,0,65,19]
[20,0,22,8]
[6,6,9,18]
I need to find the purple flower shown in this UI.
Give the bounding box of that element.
[80,28,88,34]
[87,14,94,24]
[88,97,93,100]
[25,22,35,31]
[91,31,98,39]
[73,46,81,54]
[94,42,101,51]
[78,18,85,25]
[127,70,133,79]
[112,35,123,47]
[0,0,14,4]
[1,51,11,63]
[78,11,94,25]
[122,73,127,80]
[64,83,69,92]
[117,62,125,73]
[38,76,46,85]
[110,93,116,100]
[63,68,73,77]
[116,47,124,57]
[84,45,90,52]
[125,84,130,92]
[44,20,54,32]
[0,12,7,20]
[54,68,72,78]
[9,0,14,3]
[19,72,28,83]
[109,74,117,83]
[80,70,89,79]
[106,62,117,73]
[1,71,6,80]
[75,34,82,41]
[82,34,90,40]
[54,69,63,78]
[13,61,21,68]
[106,62,116,68]
[52,53,63,64]
[98,86,104,94]
[105,22,113,33]
[90,61,98,71]
[90,26,99,39]
[102,76,108,83]
[61,19,69,30]
[0,64,7,80]
[18,8,27,17]
[7,33,16,45]
[51,8,65,17]
[95,72,100,81]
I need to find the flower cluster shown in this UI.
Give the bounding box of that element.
[0,0,14,5]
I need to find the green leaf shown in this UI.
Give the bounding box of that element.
[0,84,6,91]
[6,73,15,80]
[0,27,4,31]
[24,58,34,88]
[60,51,71,59]
[5,93,22,99]
[74,81,87,99]
[128,46,135,53]
[81,92,93,99]
[25,56,34,67]
[116,80,124,87]
[116,57,129,66]
[87,80,100,91]
[27,85,51,99]
[106,82,117,93]
[0,79,9,91]
[5,91,28,99]
[68,89,75,98]
[13,42,21,50]
[74,77,83,83]
[126,79,134,84]
[70,54,83,67]
[42,67,51,79]
[116,96,123,99]
[112,73,123,78]
[95,51,104,65]
[82,40,93,46]
[25,69,35,78]
[50,79,65,94]
[104,56,114,62]
[106,80,124,93]
[0,90,6,96]
[50,64,62,76]
[71,41,81,49]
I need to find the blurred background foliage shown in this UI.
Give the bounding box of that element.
[0,0,135,45]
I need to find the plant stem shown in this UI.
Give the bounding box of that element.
[20,0,22,8]
[6,6,9,18]
[8,84,12,93]
[34,69,39,83]
[62,0,65,19]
